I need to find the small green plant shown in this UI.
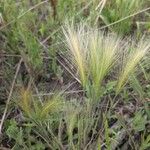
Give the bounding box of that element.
[6,119,46,149]
[131,110,147,132]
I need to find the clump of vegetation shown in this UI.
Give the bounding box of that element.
[101,0,146,35]
[63,25,149,101]
[0,0,150,149]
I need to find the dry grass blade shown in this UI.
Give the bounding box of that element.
[0,58,23,134]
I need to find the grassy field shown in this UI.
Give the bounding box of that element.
[0,0,150,149]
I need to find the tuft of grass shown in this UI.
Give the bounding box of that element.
[19,89,63,120]
[116,41,150,93]
[63,25,120,101]
[63,24,150,101]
